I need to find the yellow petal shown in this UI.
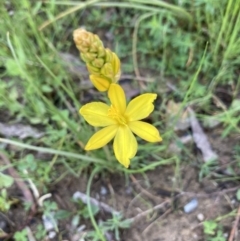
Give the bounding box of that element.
[85,125,118,150]
[129,121,162,142]
[80,102,116,127]
[108,84,126,114]
[125,94,157,121]
[113,126,137,168]
[89,75,110,92]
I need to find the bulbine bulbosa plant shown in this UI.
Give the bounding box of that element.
[74,29,162,168]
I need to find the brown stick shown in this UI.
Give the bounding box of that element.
[179,186,240,198]
[142,208,172,236]
[228,205,240,241]
[127,200,170,223]
[130,174,163,202]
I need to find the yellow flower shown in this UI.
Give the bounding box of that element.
[79,84,162,168]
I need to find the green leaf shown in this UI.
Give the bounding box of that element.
[13,229,28,241]
[203,220,217,235]
[82,203,99,218]
[54,210,71,220]
[5,59,23,77]
[236,189,240,201]
[41,85,53,93]
[0,173,14,188]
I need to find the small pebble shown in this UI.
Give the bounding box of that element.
[95,193,100,200]
[0,220,7,230]
[183,198,198,213]
[9,10,14,16]
[48,231,56,239]
[77,225,86,232]
[193,233,198,239]
[197,213,204,221]
[100,186,108,195]
[42,213,57,239]
[125,186,132,195]
[42,215,55,231]
[224,233,228,238]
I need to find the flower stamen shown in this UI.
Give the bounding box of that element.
[108,105,128,126]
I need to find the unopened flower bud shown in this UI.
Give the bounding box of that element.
[73,28,121,91]
[89,75,110,91]
[101,63,114,80]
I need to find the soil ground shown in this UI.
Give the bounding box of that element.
[1,129,239,241]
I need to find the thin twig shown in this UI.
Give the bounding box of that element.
[179,186,240,198]
[130,175,162,202]
[142,208,172,236]
[127,200,170,223]
[125,192,145,218]
[0,212,15,228]
[26,226,36,241]
[228,205,240,241]
[38,193,52,207]
[107,180,117,210]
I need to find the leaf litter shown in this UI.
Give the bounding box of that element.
[188,107,218,162]
[0,123,44,139]
[166,100,218,162]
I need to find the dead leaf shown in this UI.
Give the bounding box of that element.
[0,123,44,139]
[188,108,218,162]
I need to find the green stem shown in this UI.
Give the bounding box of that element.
[223,9,240,61]
[40,1,192,30]
[39,0,102,30]
[129,0,192,23]
[86,166,106,241]
[168,43,208,132]
[132,12,156,78]
[0,138,107,165]
[214,0,233,58]
[6,32,79,136]
[124,156,176,173]
[35,55,80,109]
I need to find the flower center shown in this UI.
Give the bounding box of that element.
[108,105,128,125]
